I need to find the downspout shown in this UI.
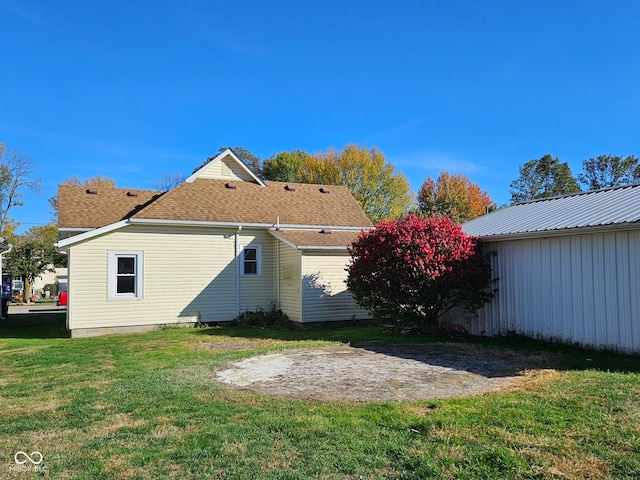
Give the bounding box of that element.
[235,225,242,317]
[275,217,280,309]
[276,237,280,309]
[0,242,13,320]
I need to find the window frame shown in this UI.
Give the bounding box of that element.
[240,245,261,276]
[108,250,144,300]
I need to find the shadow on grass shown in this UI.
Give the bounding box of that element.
[0,311,68,339]
[196,324,640,374]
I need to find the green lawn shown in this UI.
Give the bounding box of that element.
[1,313,639,479]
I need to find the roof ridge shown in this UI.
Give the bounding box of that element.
[514,182,640,206]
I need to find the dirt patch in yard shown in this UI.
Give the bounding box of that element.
[214,343,559,402]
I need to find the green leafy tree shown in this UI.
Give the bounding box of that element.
[262,150,310,182]
[417,172,493,223]
[578,154,640,190]
[299,144,413,223]
[0,143,42,232]
[509,154,580,204]
[5,224,63,302]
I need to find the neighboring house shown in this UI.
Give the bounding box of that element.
[462,184,640,354]
[56,149,372,337]
[32,267,68,297]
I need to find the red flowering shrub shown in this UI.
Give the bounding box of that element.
[346,214,493,333]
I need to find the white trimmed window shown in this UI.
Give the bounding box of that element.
[108,250,144,300]
[241,245,261,276]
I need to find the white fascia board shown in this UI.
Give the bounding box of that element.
[129,217,371,231]
[185,148,267,187]
[298,245,349,251]
[55,220,129,249]
[59,227,91,233]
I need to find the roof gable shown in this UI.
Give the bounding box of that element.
[132,179,372,228]
[185,149,265,186]
[463,183,640,239]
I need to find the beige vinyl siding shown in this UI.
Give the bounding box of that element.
[196,156,257,182]
[277,242,302,322]
[238,230,276,312]
[301,251,369,323]
[67,225,240,330]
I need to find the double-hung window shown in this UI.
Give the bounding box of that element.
[108,250,143,300]
[241,245,261,276]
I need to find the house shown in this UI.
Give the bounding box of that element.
[462,184,640,354]
[56,150,372,337]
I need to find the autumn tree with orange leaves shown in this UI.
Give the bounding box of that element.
[417,172,493,223]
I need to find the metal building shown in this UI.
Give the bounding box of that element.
[463,184,640,353]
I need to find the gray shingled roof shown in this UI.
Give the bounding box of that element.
[463,183,640,239]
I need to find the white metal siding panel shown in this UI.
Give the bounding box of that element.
[238,230,276,312]
[67,225,239,329]
[301,252,370,323]
[476,229,640,353]
[277,243,302,322]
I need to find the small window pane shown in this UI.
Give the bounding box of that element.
[117,276,136,294]
[118,257,135,275]
[244,262,257,275]
[244,249,257,261]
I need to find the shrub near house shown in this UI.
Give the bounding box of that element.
[346,214,493,333]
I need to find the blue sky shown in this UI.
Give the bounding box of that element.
[2,0,640,232]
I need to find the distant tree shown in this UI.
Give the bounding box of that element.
[298,144,413,223]
[5,224,63,302]
[49,175,117,222]
[152,172,185,191]
[417,172,493,223]
[0,143,42,233]
[346,215,493,333]
[509,154,580,204]
[59,175,116,188]
[578,155,640,190]
[262,150,310,182]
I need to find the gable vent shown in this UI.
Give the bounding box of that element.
[284,185,296,192]
[319,187,330,194]
[127,191,138,197]
[86,188,98,195]
[320,229,332,234]
[225,182,237,190]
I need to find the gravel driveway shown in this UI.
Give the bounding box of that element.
[214,343,556,402]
